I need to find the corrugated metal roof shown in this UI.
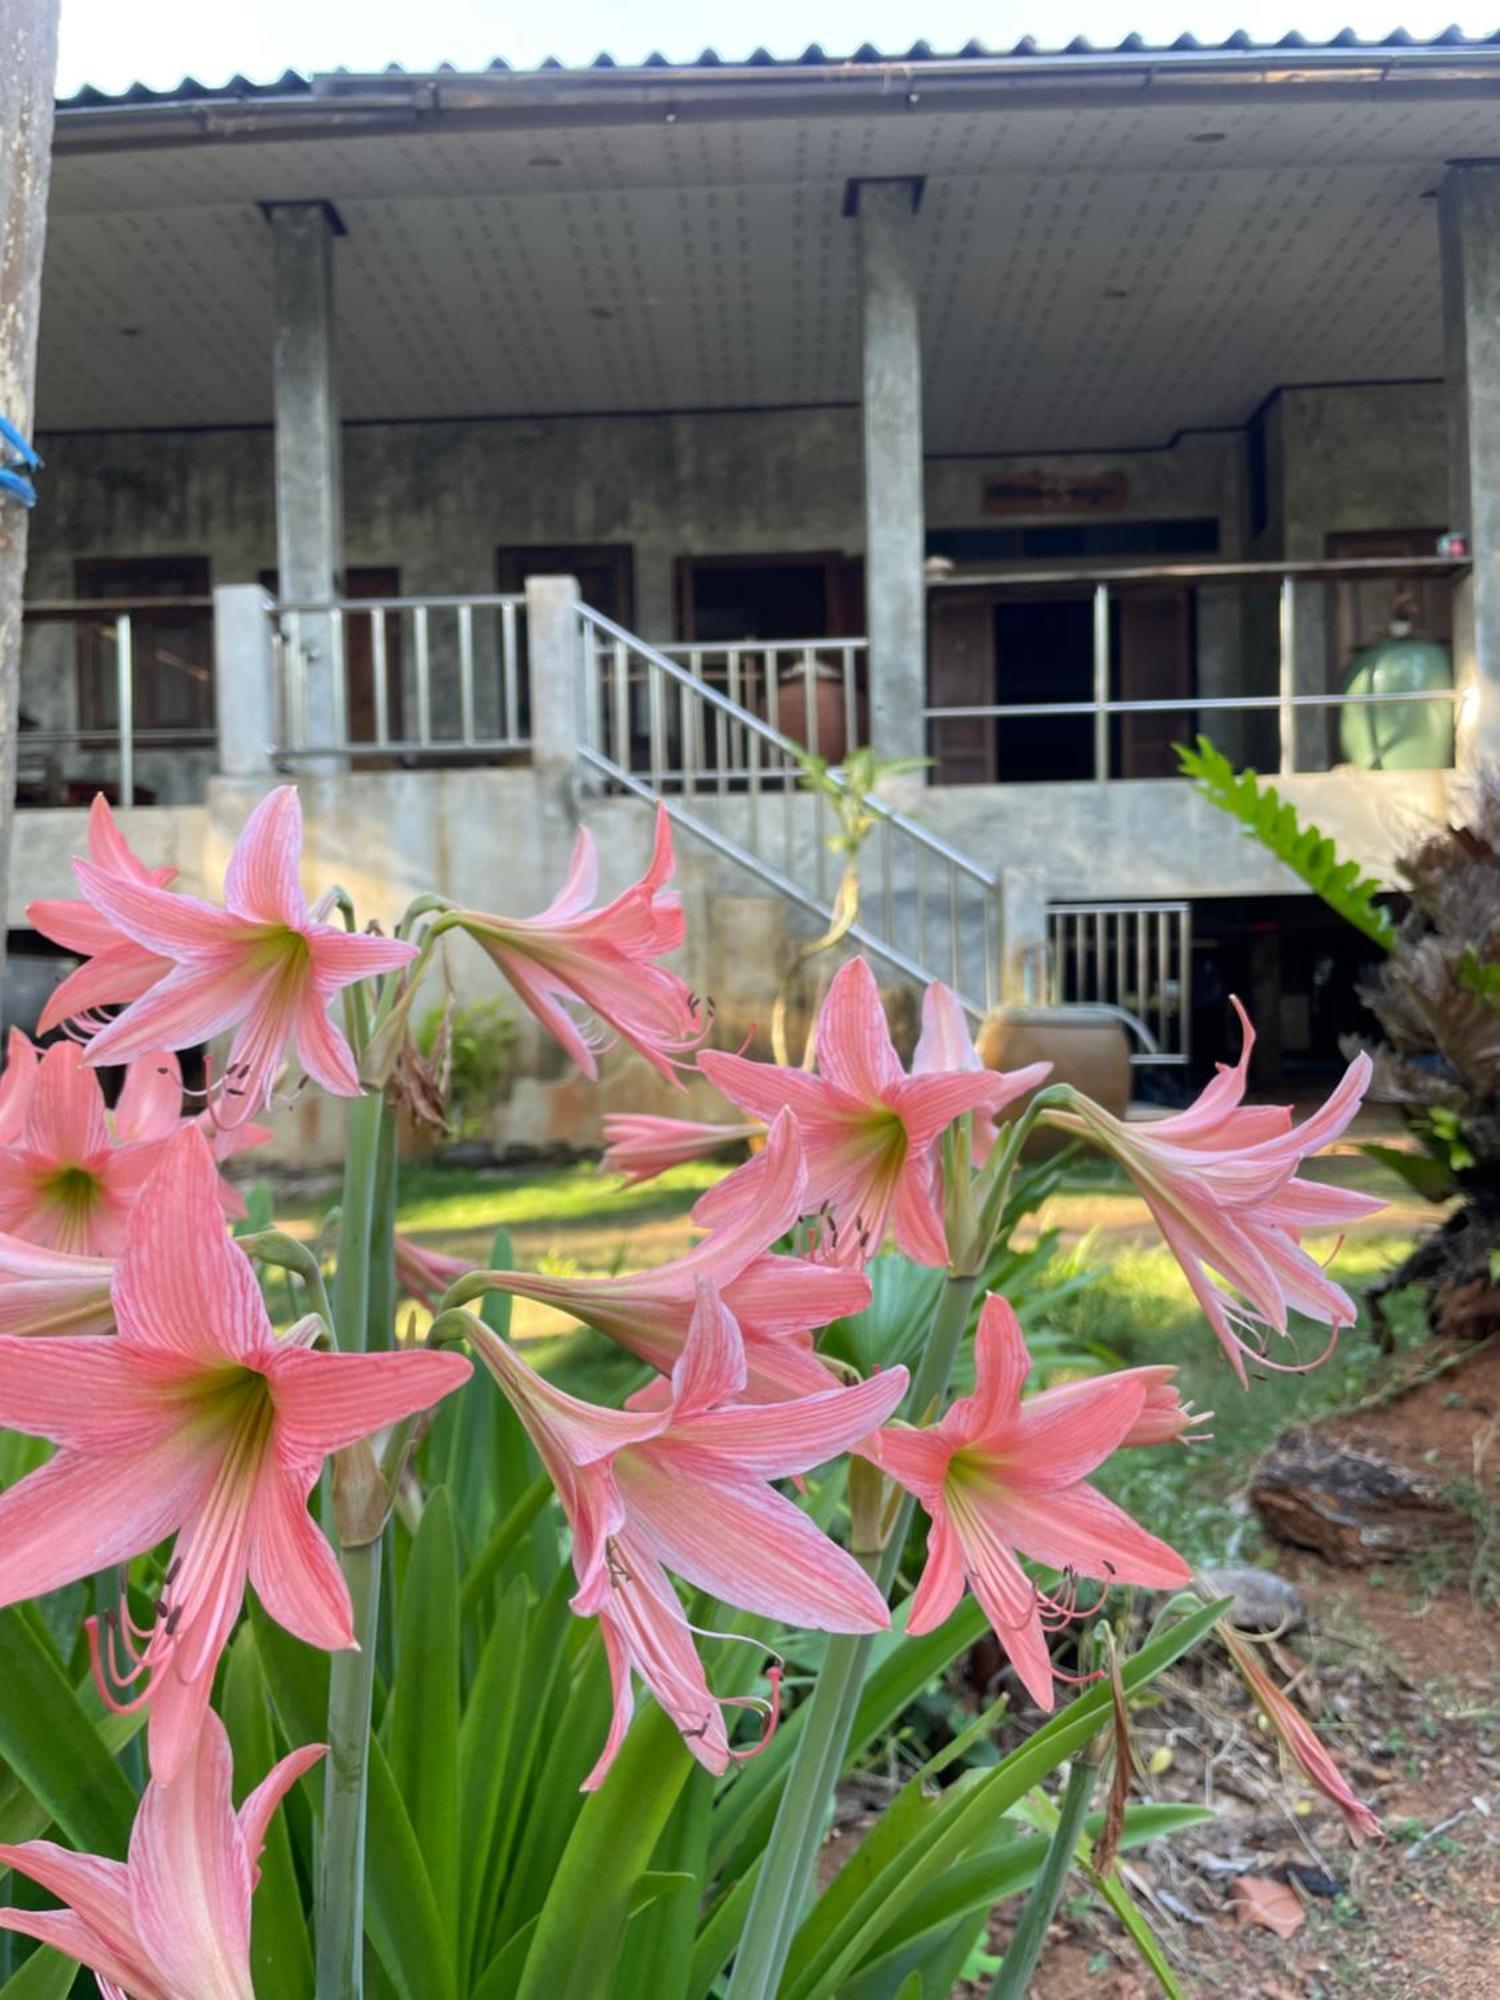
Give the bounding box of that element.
[54,26,1500,109]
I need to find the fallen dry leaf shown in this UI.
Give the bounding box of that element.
[1230,1874,1306,1939]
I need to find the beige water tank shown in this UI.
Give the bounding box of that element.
[975,1005,1131,1153]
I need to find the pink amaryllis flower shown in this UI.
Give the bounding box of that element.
[69,785,415,1127]
[600,1112,763,1186]
[466,1109,868,1400]
[0,1708,325,2000]
[470,1277,907,1787]
[700,957,1012,1269]
[864,1295,1191,1711]
[29,794,177,1033]
[1218,1618,1382,1844]
[0,1125,470,1781]
[912,981,1051,1165]
[0,1040,178,1255]
[449,804,706,1084]
[1047,999,1382,1381]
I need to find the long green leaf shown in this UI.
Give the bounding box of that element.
[613,1762,715,2000]
[388,1488,461,1947]
[0,1949,79,2000]
[0,1608,137,1854]
[514,1706,694,2000]
[472,1870,695,2000]
[222,1627,315,2000]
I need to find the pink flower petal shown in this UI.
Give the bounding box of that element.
[113,1050,185,1143]
[813,957,904,1099]
[222,786,308,927]
[670,1364,908,1475]
[113,1129,273,1364]
[984,1479,1193,1591]
[293,985,362,1098]
[247,1458,355,1651]
[129,1709,253,1996]
[616,1451,891,1632]
[237,1742,327,1883]
[265,1344,473,1459]
[0,1440,209,1606]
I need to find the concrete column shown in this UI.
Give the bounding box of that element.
[213,584,278,776]
[524,574,583,799]
[266,200,344,762]
[1440,162,1500,769]
[856,181,927,769]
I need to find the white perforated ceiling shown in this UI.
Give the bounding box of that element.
[37,88,1494,451]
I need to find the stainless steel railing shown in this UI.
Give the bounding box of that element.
[926,555,1468,781]
[1046,900,1192,1066]
[18,599,219,808]
[655,639,869,767]
[271,592,530,760]
[577,606,1001,1016]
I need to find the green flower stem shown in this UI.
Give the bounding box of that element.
[316,1054,391,2000]
[332,1094,383,1356]
[725,1268,979,2000]
[315,1534,383,2000]
[988,1753,1099,2000]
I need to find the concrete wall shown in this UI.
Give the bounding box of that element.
[31,412,1247,635]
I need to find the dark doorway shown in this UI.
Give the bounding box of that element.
[496,544,635,628]
[675,552,862,643]
[993,596,1094,783]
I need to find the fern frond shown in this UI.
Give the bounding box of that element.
[1174,736,1397,951]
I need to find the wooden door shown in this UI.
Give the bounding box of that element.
[927,597,995,785]
[1116,586,1193,778]
[344,568,404,748]
[497,544,635,627]
[1325,528,1451,669]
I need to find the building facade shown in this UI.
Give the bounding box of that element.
[12,36,1500,1147]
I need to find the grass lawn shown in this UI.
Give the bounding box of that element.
[269,1139,1433,1563]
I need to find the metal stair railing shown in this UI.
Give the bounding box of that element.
[574,604,1001,1019]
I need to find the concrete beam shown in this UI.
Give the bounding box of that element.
[266,200,344,763]
[856,181,927,769]
[1440,162,1500,768]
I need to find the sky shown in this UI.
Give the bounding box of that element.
[52,0,1500,94]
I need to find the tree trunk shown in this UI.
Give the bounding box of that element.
[0,0,60,989]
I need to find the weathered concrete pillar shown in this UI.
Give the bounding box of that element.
[213,584,278,776]
[856,181,927,769]
[524,574,583,800]
[266,200,344,763]
[1440,162,1500,769]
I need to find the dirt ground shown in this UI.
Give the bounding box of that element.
[992,1342,1500,2000]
